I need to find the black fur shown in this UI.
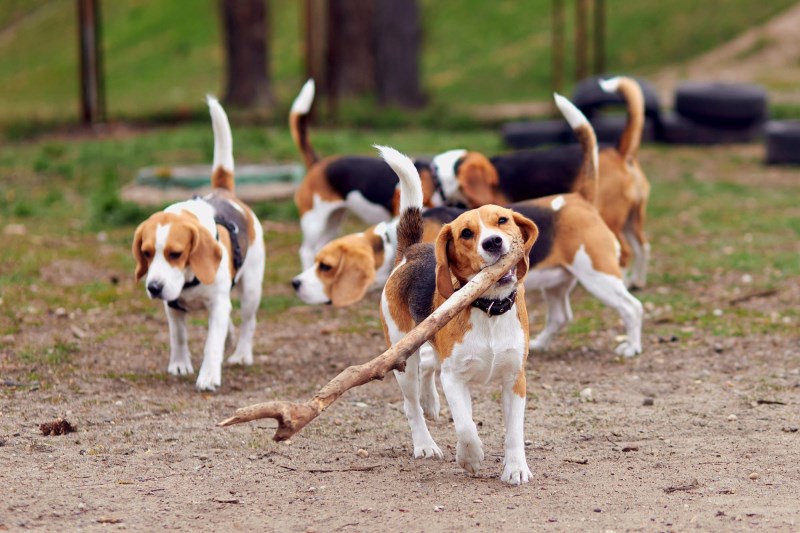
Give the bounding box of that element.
[509,202,556,268]
[326,157,400,213]
[395,207,424,265]
[422,205,465,225]
[396,244,437,323]
[492,144,584,202]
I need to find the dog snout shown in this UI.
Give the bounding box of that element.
[481,235,504,254]
[147,280,164,297]
[291,278,302,291]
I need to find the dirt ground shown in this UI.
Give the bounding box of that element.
[1,274,799,532]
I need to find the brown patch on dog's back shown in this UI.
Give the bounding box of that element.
[294,158,343,216]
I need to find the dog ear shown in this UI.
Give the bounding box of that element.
[132,223,149,282]
[511,212,539,281]
[330,248,376,307]
[188,223,222,285]
[458,153,499,208]
[434,224,455,299]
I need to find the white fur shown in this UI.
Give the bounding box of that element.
[291,79,315,115]
[292,263,330,305]
[551,195,565,211]
[206,96,234,174]
[375,145,422,212]
[599,77,621,94]
[553,93,588,131]
[431,149,467,200]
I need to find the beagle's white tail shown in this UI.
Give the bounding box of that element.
[289,79,318,169]
[554,93,598,204]
[207,95,235,191]
[375,145,423,265]
[599,76,645,159]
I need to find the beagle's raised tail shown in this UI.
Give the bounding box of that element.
[554,93,598,204]
[207,95,235,191]
[599,76,645,160]
[289,79,318,169]
[375,145,423,265]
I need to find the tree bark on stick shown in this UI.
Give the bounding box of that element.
[218,240,526,441]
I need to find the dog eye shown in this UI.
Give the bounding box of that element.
[168,251,182,260]
[498,216,508,224]
[460,228,474,239]
[142,250,153,260]
[318,262,332,272]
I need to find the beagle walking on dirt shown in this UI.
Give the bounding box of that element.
[377,145,539,485]
[132,97,265,391]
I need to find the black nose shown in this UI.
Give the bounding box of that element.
[147,281,163,296]
[291,278,301,290]
[481,235,504,254]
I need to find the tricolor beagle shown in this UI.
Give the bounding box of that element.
[377,145,539,485]
[289,80,443,269]
[132,97,265,391]
[432,77,651,289]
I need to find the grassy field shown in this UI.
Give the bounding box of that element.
[0,0,797,125]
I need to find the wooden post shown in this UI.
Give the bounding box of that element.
[76,0,105,125]
[551,0,564,95]
[593,0,606,75]
[574,0,588,82]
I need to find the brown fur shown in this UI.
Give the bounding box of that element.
[314,236,378,307]
[293,158,343,216]
[457,152,507,207]
[211,167,234,192]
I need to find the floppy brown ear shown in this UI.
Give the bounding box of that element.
[188,223,222,285]
[434,224,454,299]
[458,153,499,207]
[132,224,148,282]
[512,212,539,281]
[418,167,436,207]
[330,248,376,307]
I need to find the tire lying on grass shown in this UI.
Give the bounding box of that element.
[572,75,663,124]
[674,82,767,128]
[501,120,569,149]
[765,120,800,165]
[660,112,764,145]
[563,115,657,146]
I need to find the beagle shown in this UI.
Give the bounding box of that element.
[432,77,651,289]
[132,97,265,391]
[289,80,443,269]
[377,145,539,485]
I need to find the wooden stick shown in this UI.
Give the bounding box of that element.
[217,238,525,441]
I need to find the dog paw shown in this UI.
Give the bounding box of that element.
[501,458,532,485]
[456,439,484,475]
[168,360,194,376]
[413,441,443,459]
[420,388,441,422]
[195,367,221,391]
[615,341,641,358]
[529,337,550,351]
[227,352,253,366]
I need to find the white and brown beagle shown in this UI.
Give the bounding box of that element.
[377,145,539,485]
[432,77,651,289]
[132,97,265,391]
[289,80,443,269]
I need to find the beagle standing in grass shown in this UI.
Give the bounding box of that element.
[289,80,442,269]
[377,145,539,485]
[433,77,651,289]
[132,97,265,391]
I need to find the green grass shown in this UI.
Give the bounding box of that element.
[0,0,796,125]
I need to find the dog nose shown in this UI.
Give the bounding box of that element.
[147,281,164,296]
[481,235,504,254]
[291,278,302,290]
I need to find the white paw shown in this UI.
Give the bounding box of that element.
[529,336,549,351]
[195,366,221,391]
[456,439,484,475]
[420,387,441,421]
[501,458,532,485]
[413,441,443,459]
[615,341,641,358]
[168,359,194,376]
[227,352,253,366]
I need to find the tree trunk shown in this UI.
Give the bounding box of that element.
[220,0,273,109]
[76,0,105,124]
[574,0,589,81]
[326,0,376,99]
[374,0,425,108]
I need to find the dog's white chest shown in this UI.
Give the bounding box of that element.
[446,308,525,384]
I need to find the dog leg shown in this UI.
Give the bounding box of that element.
[441,366,483,475]
[165,304,193,376]
[196,299,232,391]
[624,215,649,290]
[500,369,532,485]
[298,201,346,269]
[393,350,442,459]
[530,278,576,351]
[228,246,265,366]
[419,343,440,421]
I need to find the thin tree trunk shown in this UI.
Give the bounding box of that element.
[374,0,425,108]
[574,0,589,81]
[76,0,105,124]
[220,0,273,109]
[326,0,376,98]
[593,0,606,74]
[551,0,565,96]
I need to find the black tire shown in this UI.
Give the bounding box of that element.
[501,120,569,149]
[674,82,767,128]
[562,115,656,146]
[659,112,764,145]
[571,75,663,123]
[765,120,800,165]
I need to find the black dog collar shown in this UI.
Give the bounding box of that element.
[167,277,201,312]
[472,289,517,316]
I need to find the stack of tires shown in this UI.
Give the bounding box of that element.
[661,82,768,145]
[765,120,800,165]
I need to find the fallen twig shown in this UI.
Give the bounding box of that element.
[218,240,525,441]
[729,289,778,306]
[664,479,701,494]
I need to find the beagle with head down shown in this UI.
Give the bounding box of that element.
[289,80,443,269]
[433,77,651,289]
[377,145,539,485]
[132,97,265,391]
